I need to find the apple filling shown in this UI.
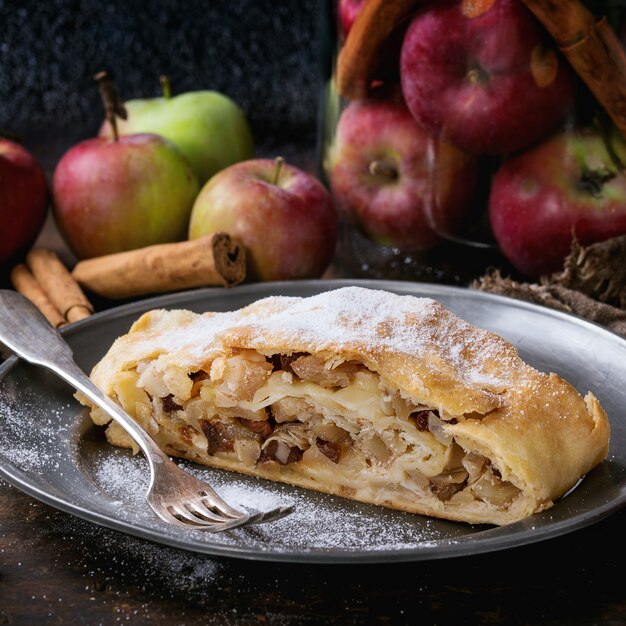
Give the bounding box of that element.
[101,350,522,515]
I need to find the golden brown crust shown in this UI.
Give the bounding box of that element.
[78,287,611,526]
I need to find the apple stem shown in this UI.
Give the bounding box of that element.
[369,160,398,181]
[160,75,172,100]
[94,71,128,142]
[273,156,285,185]
[467,65,489,86]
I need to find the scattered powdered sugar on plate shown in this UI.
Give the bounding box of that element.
[92,452,149,507]
[0,369,447,559]
[91,448,444,553]
[0,386,70,473]
[190,467,443,551]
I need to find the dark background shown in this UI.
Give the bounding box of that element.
[0,0,328,173]
[3,3,626,624]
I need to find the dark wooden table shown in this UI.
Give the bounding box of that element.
[2,220,626,626]
[2,480,626,625]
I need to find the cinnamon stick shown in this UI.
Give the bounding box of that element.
[336,0,418,100]
[10,264,67,328]
[71,233,246,299]
[520,0,626,138]
[26,249,94,323]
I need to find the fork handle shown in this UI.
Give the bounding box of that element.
[0,290,167,469]
[54,357,169,466]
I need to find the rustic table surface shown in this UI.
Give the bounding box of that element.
[2,477,625,625]
[2,219,626,626]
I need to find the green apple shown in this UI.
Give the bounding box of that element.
[99,82,254,184]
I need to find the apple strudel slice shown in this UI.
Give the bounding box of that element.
[78,286,610,525]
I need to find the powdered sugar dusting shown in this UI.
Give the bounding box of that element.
[99,308,244,371]
[96,287,519,394]
[92,449,444,552]
[227,287,519,388]
[239,287,441,352]
[0,385,71,473]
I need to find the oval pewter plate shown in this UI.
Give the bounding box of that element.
[0,279,625,564]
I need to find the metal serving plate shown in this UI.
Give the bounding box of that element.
[1,279,624,564]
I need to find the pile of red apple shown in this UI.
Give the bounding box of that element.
[6,1,626,286]
[331,0,626,278]
[1,78,337,284]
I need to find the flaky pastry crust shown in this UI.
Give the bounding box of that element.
[77,287,610,525]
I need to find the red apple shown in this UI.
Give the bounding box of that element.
[52,134,199,259]
[489,127,626,278]
[188,158,337,281]
[0,138,48,268]
[339,0,365,36]
[400,0,576,155]
[327,92,478,251]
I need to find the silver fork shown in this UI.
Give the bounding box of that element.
[0,290,293,531]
